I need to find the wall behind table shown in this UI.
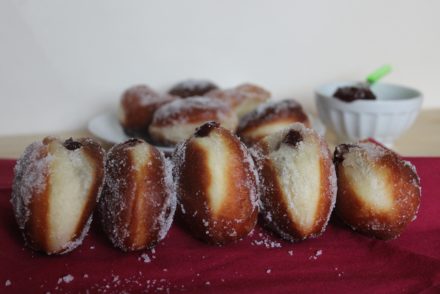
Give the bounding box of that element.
[0,0,439,135]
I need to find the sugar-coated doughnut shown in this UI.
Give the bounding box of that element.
[334,141,421,240]
[173,121,259,245]
[99,139,176,251]
[252,123,337,241]
[11,137,105,254]
[169,79,218,98]
[149,96,238,146]
[237,99,310,146]
[119,84,176,139]
[207,83,270,118]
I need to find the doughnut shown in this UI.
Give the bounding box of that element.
[149,96,238,147]
[237,99,311,146]
[333,141,421,239]
[207,83,271,118]
[173,121,259,245]
[252,123,337,241]
[99,138,176,251]
[333,86,376,102]
[118,84,176,138]
[11,137,105,254]
[169,79,218,98]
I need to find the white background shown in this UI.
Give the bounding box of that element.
[1,0,439,135]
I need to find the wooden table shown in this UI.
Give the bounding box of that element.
[0,109,439,159]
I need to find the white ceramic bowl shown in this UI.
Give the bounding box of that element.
[315,82,423,147]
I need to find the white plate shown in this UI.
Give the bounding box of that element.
[88,111,326,153]
[87,112,175,154]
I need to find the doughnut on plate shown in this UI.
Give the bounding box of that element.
[207,83,271,119]
[88,111,325,155]
[149,97,238,147]
[237,99,311,146]
[118,85,176,139]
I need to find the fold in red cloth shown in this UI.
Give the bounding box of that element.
[0,158,439,293]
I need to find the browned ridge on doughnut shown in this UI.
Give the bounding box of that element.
[237,99,310,146]
[207,83,271,119]
[99,139,176,251]
[169,79,218,98]
[149,97,238,146]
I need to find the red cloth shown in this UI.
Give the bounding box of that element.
[0,158,439,293]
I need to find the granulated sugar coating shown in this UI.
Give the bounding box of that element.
[251,232,282,249]
[11,141,52,230]
[151,96,231,125]
[252,123,337,242]
[168,79,218,98]
[98,141,176,251]
[1,156,435,293]
[10,137,105,255]
[171,123,259,245]
[57,274,74,284]
[335,140,421,240]
[122,85,167,106]
[309,249,323,260]
[139,253,151,263]
[237,99,306,130]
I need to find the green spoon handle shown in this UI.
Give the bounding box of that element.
[366,64,392,85]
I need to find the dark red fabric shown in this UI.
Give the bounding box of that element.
[0,158,439,293]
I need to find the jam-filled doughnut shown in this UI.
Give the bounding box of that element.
[334,141,421,240]
[173,121,259,245]
[99,139,176,251]
[237,99,310,146]
[252,123,337,241]
[11,137,105,254]
[168,79,218,98]
[149,96,238,147]
[118,84,176,138]
[207,83,271,118]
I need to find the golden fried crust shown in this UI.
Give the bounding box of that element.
[100,139,173,251]
[99,142,133,248]
[176,142,212,241]
[148,97,239,147]
[129,146,168,249]
[256,143,293,233]
[120,85,175,135]
[255,131,335,241]
[14,137,105,254]
[334,143,421,240]
[151,104,231,127]
[23,147,51,252]
[174,124,258,245]
[168,80,218,98]
[75,138,105,240]
[237,100,311,145]
[239,112,310,132]
[207,83,270,107]
[315,148,336,234]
